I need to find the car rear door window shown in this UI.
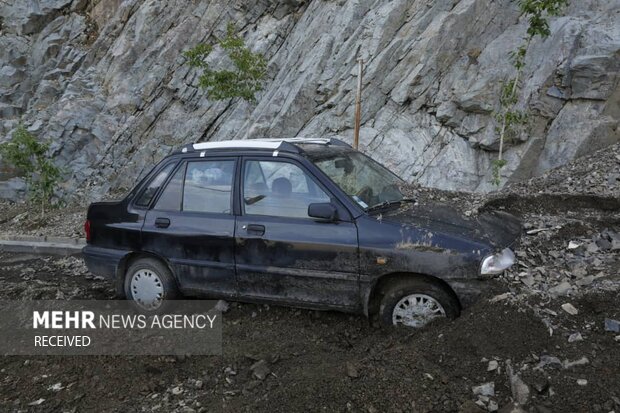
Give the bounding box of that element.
[135,162,176,207]
[183,160,234,213]
[153,164,185,211]
[243,160,330,218]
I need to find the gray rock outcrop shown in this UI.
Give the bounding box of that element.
[1,0,619,200]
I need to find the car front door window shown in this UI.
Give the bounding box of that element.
[243,160,330,219]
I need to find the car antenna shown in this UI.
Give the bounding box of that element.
[353,46,364,150]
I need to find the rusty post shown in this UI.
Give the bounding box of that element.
[353,57,363,150]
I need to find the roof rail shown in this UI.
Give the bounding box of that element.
[179,137,351,153]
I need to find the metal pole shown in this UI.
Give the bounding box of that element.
[353,58,363,150]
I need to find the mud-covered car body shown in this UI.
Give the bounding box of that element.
[83,138,521,315]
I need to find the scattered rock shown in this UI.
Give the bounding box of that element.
[520,274,536,288]
[576,379,588,386]
[604,319,620,333]
[28,399,45,406]
[214,300,230,313]
[472,382,495,397]
[47,382,63,391]
[563,357,589,369]
[490,293,512,302]
[575,276,594,287]
[535,355,563,371]
[550,282,573,297]
[595,237,612,251]
[568,333,583,343]
[487,360,499,371]
[561,303,579,315]
[507,362,530,405]
[250,359,271,380]
[585,243,599,253]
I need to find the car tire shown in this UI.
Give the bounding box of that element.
[378,278,460,328]
[124,257,180,312]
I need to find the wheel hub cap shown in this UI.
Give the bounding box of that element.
[392,294,446,328]
[130,269,164,310]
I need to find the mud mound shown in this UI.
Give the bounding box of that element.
[505,142,620,198]
[481,193,620,216]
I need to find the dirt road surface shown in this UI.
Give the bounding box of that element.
[0,252,618,413]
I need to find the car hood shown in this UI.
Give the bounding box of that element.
[381,202,522,250]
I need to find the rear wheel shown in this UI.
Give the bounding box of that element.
[124,258,179,311]
[378,278,459,328]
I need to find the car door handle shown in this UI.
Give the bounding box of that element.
[155,217,170,228]
[245,224,265,236]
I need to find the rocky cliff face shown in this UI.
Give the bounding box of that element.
[1,0,619,200]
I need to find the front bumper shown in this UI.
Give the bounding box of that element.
[446,278,505,309]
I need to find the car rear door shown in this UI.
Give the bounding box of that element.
[141,157,238,298]
[234,156,360,310]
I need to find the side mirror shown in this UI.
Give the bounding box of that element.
[308,202,338,221]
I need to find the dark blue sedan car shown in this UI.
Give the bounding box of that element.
[83,138,521,328]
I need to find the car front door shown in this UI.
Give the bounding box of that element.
[141,157,237,298]
[235,157,360,310]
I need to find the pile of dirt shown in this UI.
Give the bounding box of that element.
[0,252,618,413]
[505,142,620,198]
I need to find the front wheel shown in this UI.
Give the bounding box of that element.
[379,278,460,328]
[124,258,179,312]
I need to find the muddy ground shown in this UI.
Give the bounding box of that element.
[0,251,618,413]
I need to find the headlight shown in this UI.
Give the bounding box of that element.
[480,248,515,275]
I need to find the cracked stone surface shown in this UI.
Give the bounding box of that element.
[0,0,619,200]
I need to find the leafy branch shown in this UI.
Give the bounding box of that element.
[0,125,63,217]
[492,0,568,186]
[184,23,267,103]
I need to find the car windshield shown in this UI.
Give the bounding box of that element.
[310,150,405,210]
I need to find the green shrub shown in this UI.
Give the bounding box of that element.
[184,23,267,103]
[0,125,63,216]
[491,0,568,186]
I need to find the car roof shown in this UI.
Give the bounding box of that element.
[178,137,352,155]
